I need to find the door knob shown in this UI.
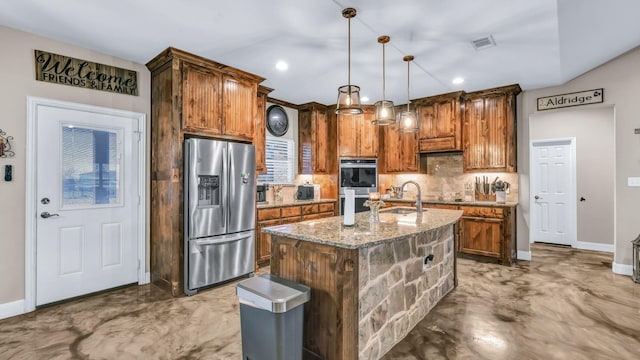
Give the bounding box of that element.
[41,212,60,218]
[534,195,542,200]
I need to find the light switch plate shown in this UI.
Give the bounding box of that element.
[628,177,640,187]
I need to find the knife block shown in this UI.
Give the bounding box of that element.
[475,192,496,202]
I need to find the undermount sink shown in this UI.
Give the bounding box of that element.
[380,206,425,215]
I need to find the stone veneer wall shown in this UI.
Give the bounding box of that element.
[357,225,455,359]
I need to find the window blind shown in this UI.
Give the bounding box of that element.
[258,137,295,184]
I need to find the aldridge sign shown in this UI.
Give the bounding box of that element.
[537,88,603,111]
[34,50,138,96]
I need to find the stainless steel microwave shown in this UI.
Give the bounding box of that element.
[339,158,378,196]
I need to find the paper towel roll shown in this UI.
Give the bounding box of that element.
[344,189,355,226]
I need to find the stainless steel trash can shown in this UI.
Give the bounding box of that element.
[236,274,311,360]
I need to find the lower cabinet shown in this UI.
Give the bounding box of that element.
[457,206,516,265]
[256,202,336,267]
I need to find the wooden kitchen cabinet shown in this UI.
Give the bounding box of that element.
[222,75,257,141]
[255,86,273,174]
[415,91,464,153]
[463,84,521,172]
[146,47,265,296]
[380,119,419,173]
[181,62,223,134]
[299,102,334,174]
[458,205,516,265]
[338,106,378,158]
[256,201,336,267]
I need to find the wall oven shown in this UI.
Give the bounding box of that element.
[339,158,377,215]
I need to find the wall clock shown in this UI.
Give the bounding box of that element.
[266,105,289,137]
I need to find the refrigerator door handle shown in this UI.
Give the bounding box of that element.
[192,233,250,247]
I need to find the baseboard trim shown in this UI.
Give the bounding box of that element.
[144,272,150,284]
[517,251,531,261]
[0,299,26,320]
[574,241,614,253]
[612,262,633,276]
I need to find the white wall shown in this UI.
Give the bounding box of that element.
[529,106,615,247]
[518,45,640,270]
[0,26,151,306]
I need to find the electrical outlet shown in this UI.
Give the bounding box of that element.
[628,177,640,187]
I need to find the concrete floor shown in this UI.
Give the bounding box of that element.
[1,244,638,359]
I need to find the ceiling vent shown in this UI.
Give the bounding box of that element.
[471,35,496,50]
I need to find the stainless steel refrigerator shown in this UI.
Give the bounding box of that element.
[184,138,256,295]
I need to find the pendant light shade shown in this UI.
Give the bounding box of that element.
[373,35,395,125]
[398,55,419,132]
[336,8,363,115]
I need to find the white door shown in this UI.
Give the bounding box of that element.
[530,139,575,246]
[36,105,140,306]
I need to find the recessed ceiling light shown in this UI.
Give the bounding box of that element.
[275,61,288,71]
[361,96,370,103]
[452,77,464,85]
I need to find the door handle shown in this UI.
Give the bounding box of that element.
[41,212,60,218]
[534,195,542,200]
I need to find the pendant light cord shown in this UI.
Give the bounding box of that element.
[382,42,386,99]
[406,59,411,111]
[347,16,351,88]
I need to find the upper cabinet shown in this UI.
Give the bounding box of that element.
[299,102,334,174]
[148,47,265,142]
[415,91,464,153]
[462,84,521,173]
[222,75,258,141]
[380,107,419,173]
[182,62,223,134]
[255,86,273,174]
[338,106,378,158]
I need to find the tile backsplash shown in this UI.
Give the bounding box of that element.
[379,153,518,202]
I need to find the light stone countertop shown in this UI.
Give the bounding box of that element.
[383,197,518,208]
[262,208,463,249]
[257,198,336,209]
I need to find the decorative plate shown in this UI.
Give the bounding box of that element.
[266,105,289,137]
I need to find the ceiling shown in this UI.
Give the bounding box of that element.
[2,0,640,106]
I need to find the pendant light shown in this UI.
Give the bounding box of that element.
[373,35,395,125]
[336,7,363,115]
[398,55,418,132]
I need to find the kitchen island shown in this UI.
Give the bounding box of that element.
[263,207,463,360]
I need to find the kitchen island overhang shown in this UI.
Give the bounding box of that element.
[263,208,463,360]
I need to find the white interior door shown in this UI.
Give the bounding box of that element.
[36,105,139,306]
[530,139,575,246]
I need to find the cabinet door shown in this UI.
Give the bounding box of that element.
[463,97,486,171]
[314,110,329,173]
[255,89,268,173]
[338,114,358,157]
[463,90,516,172]
[434,100,456,137]
[223,76,256,141]
[459,217,502,258]
[182,62,222,134]
[257,218,281,264]
[382,126,402,172]
[358,111,378,157]
[418,103,436,140]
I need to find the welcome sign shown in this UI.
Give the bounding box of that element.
[34,50,138,96]
[537,88,603,111]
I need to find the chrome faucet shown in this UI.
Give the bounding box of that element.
[399,180,422,213]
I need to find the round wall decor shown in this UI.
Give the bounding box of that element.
[266,105,289,137]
